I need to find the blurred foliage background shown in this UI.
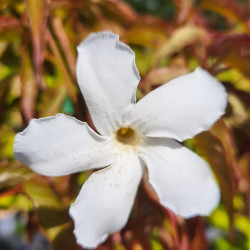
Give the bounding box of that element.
[0,0,250,249]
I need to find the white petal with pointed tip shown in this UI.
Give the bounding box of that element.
[138,138,220,218]
[69,149,143,249]
[128,68,227,141]
[76,31,140,136]
[14,114,114,176]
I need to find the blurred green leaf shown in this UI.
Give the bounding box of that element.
[24,178,61,210]
[210,205,230,230]
[24,177,75,249]
[0,0,250,249]
[217,68,250,93]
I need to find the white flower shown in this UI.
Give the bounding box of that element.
[14,31,227,249]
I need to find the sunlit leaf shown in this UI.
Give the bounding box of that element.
[217,68,250,93]
[0,126,15,159]
[210,205,230,230]
[152,25,206,67]
[224,93,248,128]
[0,194,32,212]
[126,25,167,49]
[0,161,32,192]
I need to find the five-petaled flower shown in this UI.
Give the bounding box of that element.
[14,31,227,249]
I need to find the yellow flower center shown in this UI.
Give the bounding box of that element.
[116,127,140,145]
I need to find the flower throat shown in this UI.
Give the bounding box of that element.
[116,127,140,145]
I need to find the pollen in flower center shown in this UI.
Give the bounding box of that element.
[116,127,140,145]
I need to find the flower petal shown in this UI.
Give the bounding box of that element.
[14,114,114,176]
[128,68,227,141]
[76,31,140,136]
[138,138,220,218]
[69,149,143,249]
